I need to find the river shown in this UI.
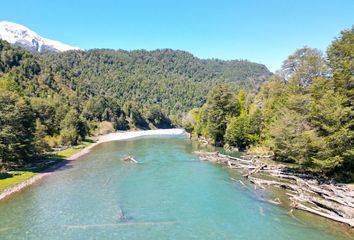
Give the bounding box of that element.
[0,135,352,239]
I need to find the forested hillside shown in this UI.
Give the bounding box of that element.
[184,27,353,181]
[0,40,270,168]
[42,49,270,114]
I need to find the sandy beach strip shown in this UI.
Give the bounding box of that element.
[0,128,186,201]
[67,128,185,160]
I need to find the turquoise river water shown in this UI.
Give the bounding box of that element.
[0,135,353,239]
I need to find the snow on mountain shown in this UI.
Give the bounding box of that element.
[0,21,81,53]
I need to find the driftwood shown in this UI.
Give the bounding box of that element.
[244,154,274,159]
[122,156,138,163]
[248,176,298,191]
[258,197,282,205]
[267,198,282,205]
[244,164,266,178]
[219,153,253,164]
[295,203,354,227]
[195,151,354,228]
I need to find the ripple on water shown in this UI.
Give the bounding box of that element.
[0,136,353,240]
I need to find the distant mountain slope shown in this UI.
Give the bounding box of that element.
[42,48,271,113]
[0,21,80,53]
[0,23,272,121]
[0,38,271,115]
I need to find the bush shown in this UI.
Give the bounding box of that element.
[45,135,61,148]
[96,121,115,135]
[247,146,273,156]
[224,115,253,150]
[113,115,128,130]
[60,128,79,146]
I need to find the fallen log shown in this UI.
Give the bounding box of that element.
[248,177,298,191]
[244,164,266,178]
[218,153,253,164]
[196,150,354,227]
[194,151,218,155]
[267,198,282,205]
[239,180,245,186]
[295,202,354,227]
[122,156,138,163]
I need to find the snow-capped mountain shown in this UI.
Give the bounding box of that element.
[0,21,80,53]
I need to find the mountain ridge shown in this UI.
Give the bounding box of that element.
[0,38,271,117]
[0,21,80,53]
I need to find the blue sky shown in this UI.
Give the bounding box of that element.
[1,0,353,71]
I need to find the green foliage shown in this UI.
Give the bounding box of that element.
[0,38,269,169]
[95,121,115,135]
[205,84,235,145]
[0,27,352,181]
[34,118,50,153]
[59,128,79,146]
[181,110,197,133]
[82,97,104,121]
[0,171,36,193]
[39,48,269,116]
[224,115,251,149]
[267,108,319,164]
[327,26,354,101]
[194,108,205,135]
[187,28,354,180]
[30,97,59,135]
[60,109,87,146]
[52,139,94,159]
[237,89,246,116]
[113,114,129,130]
[0,75,20,92]
[263,38,353,177]
[0,91,36,167]
[144,104,172,128]
[224,107,262,150]
[280,47,327,86]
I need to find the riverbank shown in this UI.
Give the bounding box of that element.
[0,139,94,194]
[67,128,185,160]
[0,128,185,201]
[196,151,354,228]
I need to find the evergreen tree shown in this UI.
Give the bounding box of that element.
[0,91,36,167]
[237,89,246,116]
[205,84,235,145]
[60,109,87,145]
[34,118,50,154]
[224,115,251,149]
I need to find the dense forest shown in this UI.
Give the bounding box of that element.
[0,41,270,169]
[183,27,353,181]
[1,25,352,182]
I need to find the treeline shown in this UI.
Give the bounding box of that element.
[0,40,270,169]
[183,27,353,181]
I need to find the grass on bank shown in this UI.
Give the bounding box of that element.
[0,137,96,193]
[0,171,36,193]
[51,137,95,159]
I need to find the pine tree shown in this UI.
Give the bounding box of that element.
[205,84,235,145]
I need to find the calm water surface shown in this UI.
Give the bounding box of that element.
[0,135,353,239]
